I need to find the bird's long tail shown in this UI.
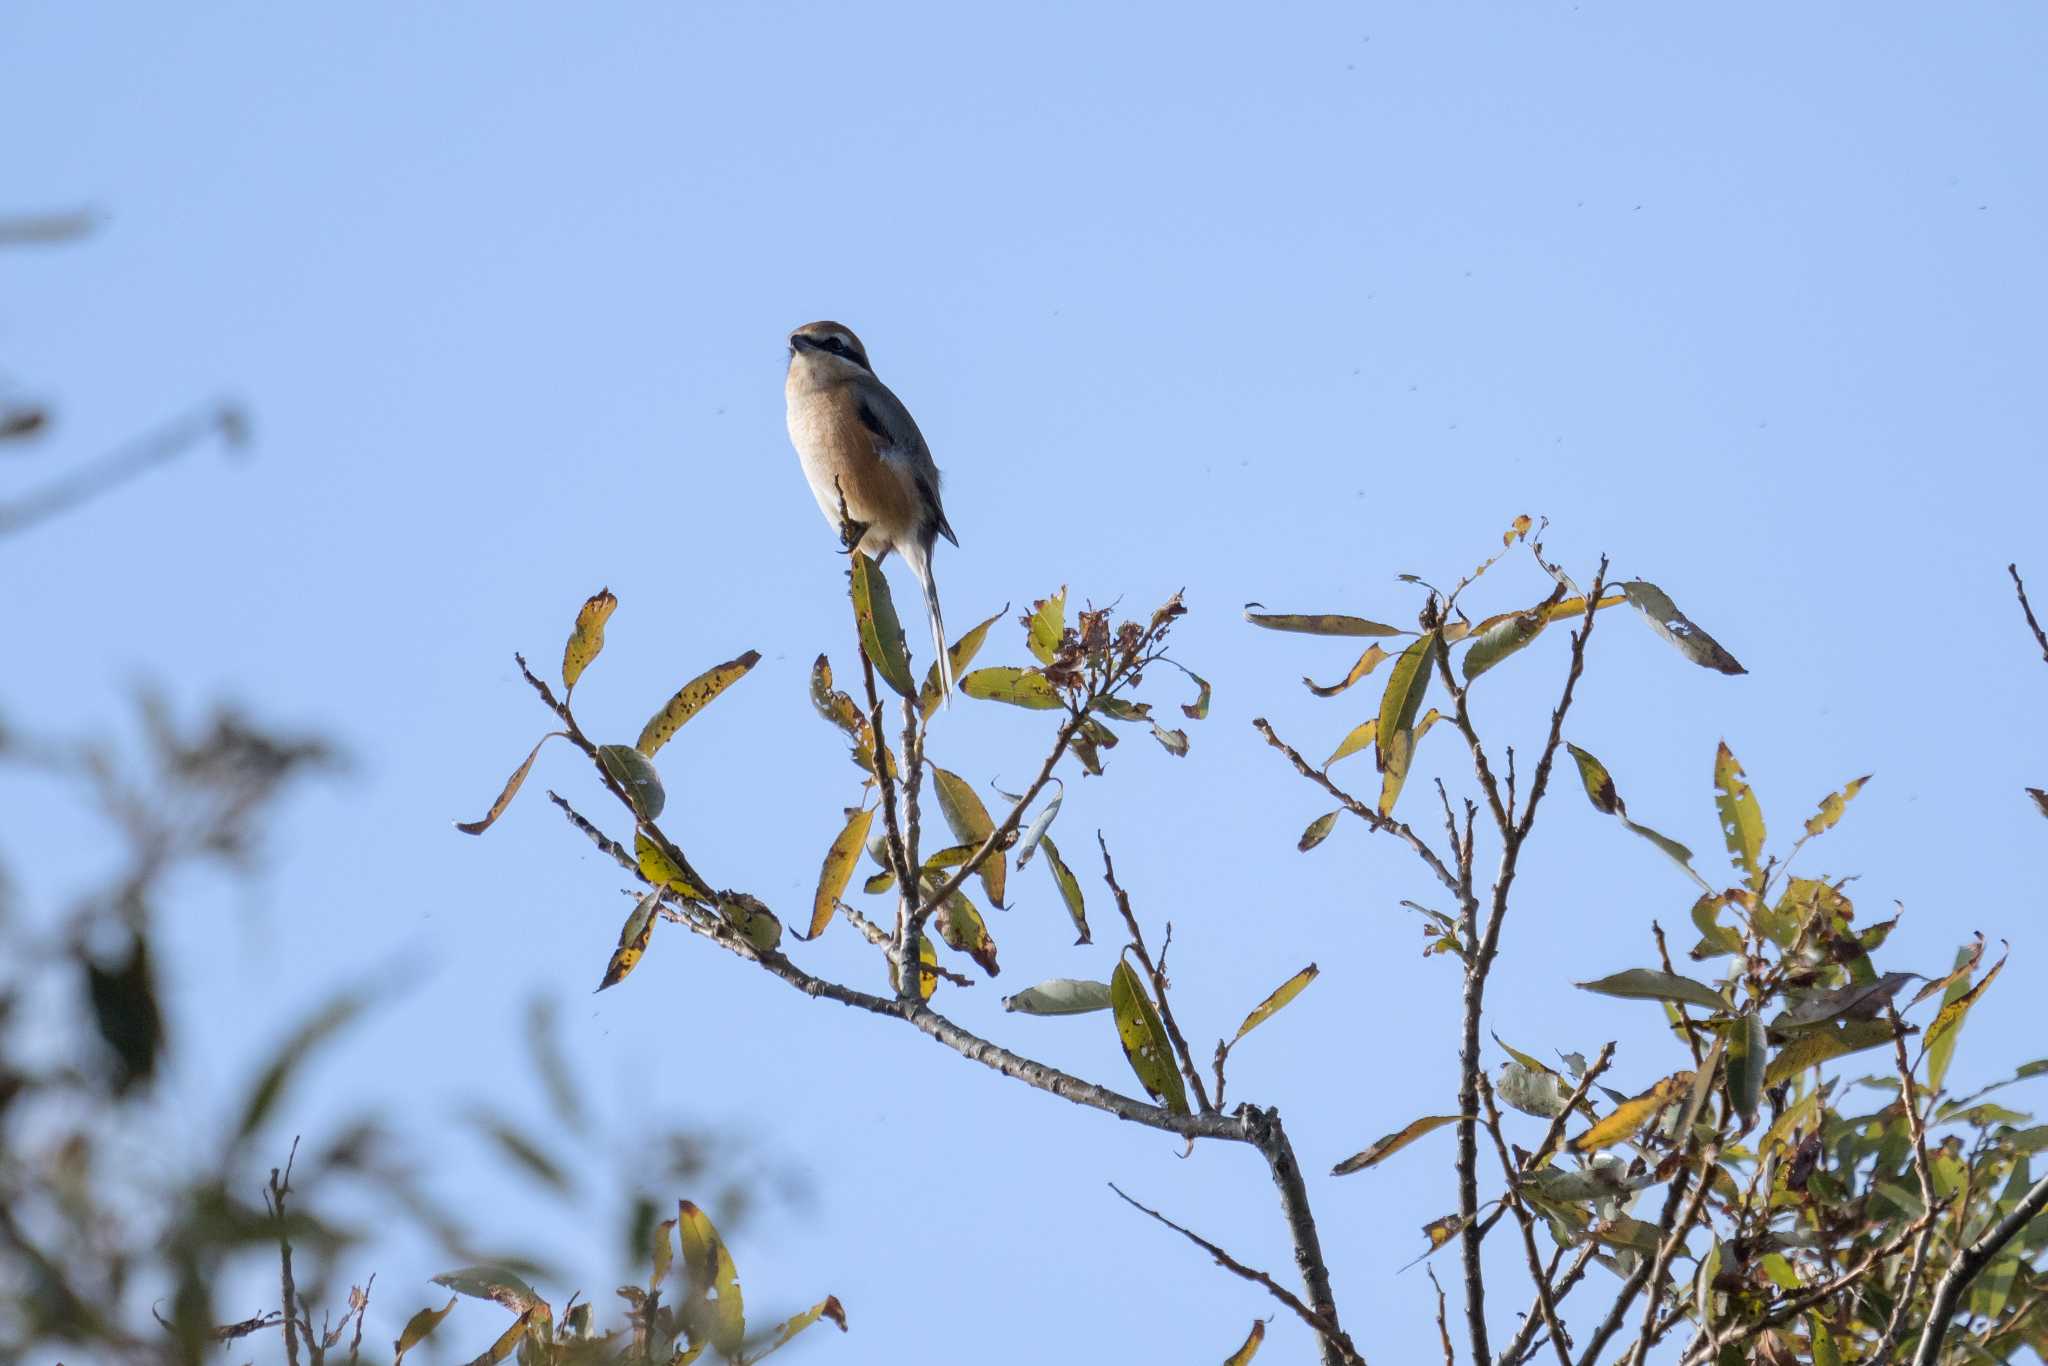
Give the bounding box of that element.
[907,541,953,706]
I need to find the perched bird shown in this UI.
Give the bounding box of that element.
[784,321,960,699]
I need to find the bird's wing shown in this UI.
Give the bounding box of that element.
[857,383,957,547]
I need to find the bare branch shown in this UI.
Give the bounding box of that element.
[0,401,245,537]
[1251,717,1462,896]
[1108,1183,1362,1365]
[2011,564,2048,665]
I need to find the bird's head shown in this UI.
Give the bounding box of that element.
[788,321,873,376]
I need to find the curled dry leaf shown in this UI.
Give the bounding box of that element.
[456,732,564,835]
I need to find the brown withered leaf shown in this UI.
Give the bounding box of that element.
[456,732,564,835]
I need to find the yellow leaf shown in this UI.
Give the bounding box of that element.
[959,666,1063,709]
[753,1295,848,1361]
[921,608,1006,717]
[597,889,660,992]
[1378,708,1441,816]
[931,767,1004,907]
[1232,963,1319,1043]
[1304,643,1390,698]
[1109,960,1187,1114]
[1803,775,1872,839]
[1027,588,1067,664]
[561,588,616,696]
[393,1297,456,1362]
[808,805,874,939]
[1713,742,1766,882]
[1505,513,1533,544]
[1927,946,2008,1092]
[1324,718,1378,769]
[676,1200,746,1357]
[1332,1113,1464,1175]
[455,732,563,835]
[635,650,760,758]
[473,1307,537,1365]
[1571,1073,1691,1152]
[649,1216,676,1294]
[636,833,707,900]
[930,880,1000,976]
[1223,1320,1266,1366]
[1544,592,1627,623]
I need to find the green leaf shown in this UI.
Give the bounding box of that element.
[1803,775,1872,839]
[456,732,564,835]
[561,587,616,696]
[1243,605,1405,636]
[430,1265,550,1318]
[650,1214,675,1292]
[1026,588,1067,664]
[1771,972,1918,1032]
[1763,1018,1896,1087]
[718,893,782,952]
[921,608,1006,717]
[597,743,665,820]
[959,666,1063,709]
[1038,834,1090,945]
[1109,960,1188,1114]
[1713,742,1765,882]
[635,650,760,757]
[931,766,1004,907]
[1724,1010,1765,1132]
[1150,722,1190,757]
[810,654,863,736]
[1297,810,1339,852]
[1231,964,1318,1044]
[1305,643,1391,698]
[808,805,875,940]
[1576,969,1727,1013]
[1619,580,1746,675]
[1566,743,1622,814]
[393,1297,456,1362]
[1332,1113,1464,1175]
[1223,1320,1265,1366]
[1927,945,2008,1093]
[1689,894,1745,959]
[1323,717,1377,769]
[1462,607,1549,681]
[598,888,661,991]
[1002,978,1114,1015]
[466,1110,570,1193]
[850,552,916,697]
[1374,630,1436,773]
[676,1200,745,1357]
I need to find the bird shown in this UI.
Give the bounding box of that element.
[784,321,960,700]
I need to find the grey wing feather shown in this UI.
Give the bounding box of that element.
[858,384,955,546]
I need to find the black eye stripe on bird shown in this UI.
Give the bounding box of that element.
[785,321,959,702]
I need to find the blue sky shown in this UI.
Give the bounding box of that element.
[5,3,2046,1360]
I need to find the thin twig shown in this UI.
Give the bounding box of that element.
[1108,1183,1362,1365]
[267,1137,304,1366]
[1252,717,1461,896]
[1476,1074,1573,1366]
[2011,564,2048,665]
[1875,1004,1941,1360]
[1429,1266,1458,1366]
[0,401,244,537]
